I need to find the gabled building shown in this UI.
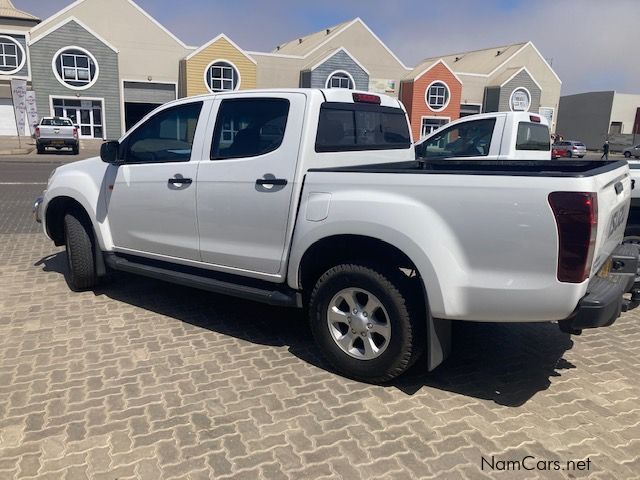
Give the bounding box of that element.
[0,0,39,135]
[180,34,256,98]
[412,42,561,132]
[29,0,192,135]
[400,59,462,140]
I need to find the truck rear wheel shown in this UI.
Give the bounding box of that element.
[64,211,98,291]
[308,264,424,383]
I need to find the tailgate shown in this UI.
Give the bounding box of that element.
[39,126,74,139]
[591,167,631,275]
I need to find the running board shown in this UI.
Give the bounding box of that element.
[104,253,301,308]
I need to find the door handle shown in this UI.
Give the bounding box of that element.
[168,177,192,185]
[256,178,287,186]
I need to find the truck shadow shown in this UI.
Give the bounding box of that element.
[37,252,575,407]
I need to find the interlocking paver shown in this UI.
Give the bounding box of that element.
[2,231,640,479]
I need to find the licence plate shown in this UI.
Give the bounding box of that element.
[51,140,64,145]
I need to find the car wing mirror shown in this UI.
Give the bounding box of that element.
[100,140,121,164]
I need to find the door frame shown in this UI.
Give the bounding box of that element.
[49,94,106,139]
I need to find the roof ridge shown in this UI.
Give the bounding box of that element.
[273,17,356,52]
[0,0,40,21]
[416,41,528,64]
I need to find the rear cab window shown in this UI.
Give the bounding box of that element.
[42,118,72,127]
[417,118,496,159]
[516,122,550,151]
[315,102,411,152]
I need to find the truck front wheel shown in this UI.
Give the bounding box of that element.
[308,264,424,383]
[64,211,98,291]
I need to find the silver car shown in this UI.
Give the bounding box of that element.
[624,144,640,159]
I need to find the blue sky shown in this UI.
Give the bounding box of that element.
[15,0,640,95]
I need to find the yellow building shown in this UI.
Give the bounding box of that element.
[181,34,256,97]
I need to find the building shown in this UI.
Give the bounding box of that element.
[0,0,39,135]
[405,42,562,139]
[29,0,191,138]
[556,91,640,150]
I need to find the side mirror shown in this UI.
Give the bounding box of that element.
[100,141,120,164]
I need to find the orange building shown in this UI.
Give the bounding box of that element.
[399,59,462,141]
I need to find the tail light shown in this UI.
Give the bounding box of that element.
[572,146,577,150]
[548,192,598,283]
[352,93,381,104]
[73,127,78,139]
[34,127,40,138]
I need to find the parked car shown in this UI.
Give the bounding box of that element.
[415,112,551,160]
[35,117,79,155]
[624,145,640,159]
[553,140,586,158]
[552,145,562,159]
[34,89,638,383]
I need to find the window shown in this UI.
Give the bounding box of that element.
[516,122,550,151]
[417,118,496,159]
[122,102,203,163]
[509,88,531,112]
[53,47,98,89]
[426,81,450,111]
[421,117,449,139]
[315,102,411,152]
[205,61,240,92]
[0,36,25,74]
[460,104,481,118]
[211,98,289,160]
[609,122,623,134]
[326,71,354,89]
[41,118,73,127]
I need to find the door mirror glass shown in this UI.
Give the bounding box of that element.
[100,141,120,164]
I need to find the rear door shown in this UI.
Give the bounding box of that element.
[196,93,306,275]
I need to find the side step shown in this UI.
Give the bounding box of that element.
[104,253,301,308]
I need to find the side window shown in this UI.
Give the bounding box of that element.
[419,118,496,159]
[516,122,550,151]
[122,102,203,163]
[211,98,290,160]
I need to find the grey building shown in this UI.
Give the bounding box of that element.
[557,91,640,150]
[29,18,121,140]
[299,48,369,90]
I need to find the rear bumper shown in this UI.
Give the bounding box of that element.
[37,138,78,147]
[561,244,640,332]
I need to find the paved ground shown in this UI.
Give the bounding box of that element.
[1,161,640,479]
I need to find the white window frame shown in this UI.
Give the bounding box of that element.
[204,59,241,93]
[420,116,450,139]
[325,70,355,89]
[0,35,26,75]
[52,46,99,91]
[509,87,531,112]
[425,80,450,112]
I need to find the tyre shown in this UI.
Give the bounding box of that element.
[64,210,98,291]
[36,144,44,154]
[578,155,585,158]
[72,145,79,155]
[624,152,631,158]
[308,264,425,383]
[566,151,572,158]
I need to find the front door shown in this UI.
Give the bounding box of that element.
[52,98,104,139]
[196,94,305,275]
[106,100,208,261]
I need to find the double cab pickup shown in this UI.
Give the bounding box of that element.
[35,89,639,382]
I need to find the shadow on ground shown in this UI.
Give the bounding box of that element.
[36,252,575,407]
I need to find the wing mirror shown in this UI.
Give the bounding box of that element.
[100,140,121,164]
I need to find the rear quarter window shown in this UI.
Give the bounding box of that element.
[315,102,411,152]
[516,122,550,151]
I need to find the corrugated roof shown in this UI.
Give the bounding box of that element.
[273,19,354,56]
[414,42,528,75]
[0,0,39,21]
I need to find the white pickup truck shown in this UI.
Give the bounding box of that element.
[35,117,80,155]
[415,111,551,161]
[34,89,639,383]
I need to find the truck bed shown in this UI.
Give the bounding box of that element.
[309,159,627,178]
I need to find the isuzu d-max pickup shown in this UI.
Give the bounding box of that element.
[34,89,639,382]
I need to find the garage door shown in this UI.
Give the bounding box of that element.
[123,82,176,104]
[0,98,18,136]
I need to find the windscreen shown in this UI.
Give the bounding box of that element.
[41,118,73,127]
[315,102,411,152]
[516,122,550,151]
